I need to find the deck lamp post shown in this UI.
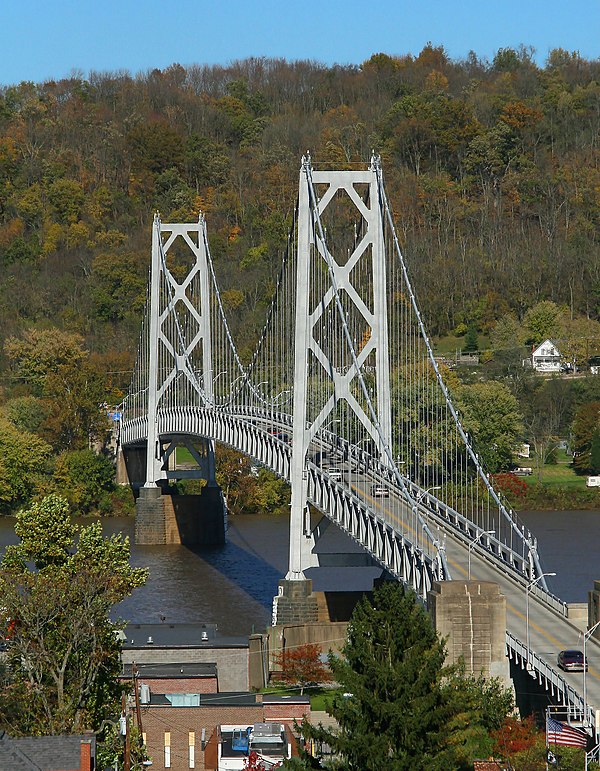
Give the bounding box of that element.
[583,619,600,733]
[526,572,556,669]
[467,530,495,580]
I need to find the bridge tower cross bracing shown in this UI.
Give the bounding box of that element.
[287,157,393,580]
[144,214,216,488]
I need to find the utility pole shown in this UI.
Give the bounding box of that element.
[133,662,143,738]
[124,712,130,771]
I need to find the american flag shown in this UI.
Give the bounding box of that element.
[547,716,588,748]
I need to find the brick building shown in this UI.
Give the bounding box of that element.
[140,692,309,771]
[121,623,250,692]
[124,662,219,694]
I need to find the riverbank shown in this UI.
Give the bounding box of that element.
[512,485,600,511]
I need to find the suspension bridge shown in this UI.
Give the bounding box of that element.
[119,155,600,742]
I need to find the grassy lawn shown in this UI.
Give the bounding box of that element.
[522,449,587,489]
[176,447,195,464]
[260,686,340,711]
[309,688,339,712]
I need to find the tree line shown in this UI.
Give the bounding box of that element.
[1,47,600,513]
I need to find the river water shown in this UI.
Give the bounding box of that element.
[0,508,597,635]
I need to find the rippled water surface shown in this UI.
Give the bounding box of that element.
[0,507,598,632]
[518,509,600,603]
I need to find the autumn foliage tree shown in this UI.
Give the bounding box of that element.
[273,643,332,695]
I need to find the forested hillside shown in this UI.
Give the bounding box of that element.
[1,45,600,512]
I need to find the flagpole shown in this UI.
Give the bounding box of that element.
[545,707,549,771]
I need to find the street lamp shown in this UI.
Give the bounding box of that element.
[525,572,556,668]
[468,530,495,580]
[583,620,600,730]
[416,485,441,504]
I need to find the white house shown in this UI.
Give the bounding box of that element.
[531,339,562,372]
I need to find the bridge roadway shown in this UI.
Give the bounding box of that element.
[350,470,600,728]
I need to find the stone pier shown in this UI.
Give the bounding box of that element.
[135,485,226,546]
[273,579,319,626]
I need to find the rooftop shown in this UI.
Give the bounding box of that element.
[220,723,288,760]
[121,622,248,648]
[0,732,95,771]
[147,691,259,707]
[122,661,217,679]
[261,694,310,705]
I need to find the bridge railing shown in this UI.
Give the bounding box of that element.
[405,481,568,617]
[315,428,568,615]
[506,631,593,734]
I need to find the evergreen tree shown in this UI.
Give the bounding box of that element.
[463,322,479,353]
[572,402,600,474]
[295,581,505,770]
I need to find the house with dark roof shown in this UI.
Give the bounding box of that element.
[0,732,95,771]
[120,622,249,691]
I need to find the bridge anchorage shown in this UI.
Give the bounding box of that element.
[121,156,593,715]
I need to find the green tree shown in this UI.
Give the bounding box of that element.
[297,582,510,770]
[0,494,147,735]
[456,381,524,472]
[90,250,147,323]
[46,178,85,224]
[42,357,109,451]
[463,322,479,353]
[127,120,185,175]
[523,301,563,346]
[2,395,47,434]
[0,416,52,513]
[4,328,87,396]
[572,401,600,474]
[590,429,600,474]
[490,313,525,351]
[53,449,115,515]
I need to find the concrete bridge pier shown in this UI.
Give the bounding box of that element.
[135,485,227,546]
[428,580,511,689]
[116,445,146,487]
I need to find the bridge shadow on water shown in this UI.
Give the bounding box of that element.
[112,514,385,632]
[187,539,284,612]
[109,515,287,631]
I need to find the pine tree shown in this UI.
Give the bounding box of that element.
[463,322,479,353]
[296,582,448,769]
[590,429,600,474]
[294,581,510,770]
